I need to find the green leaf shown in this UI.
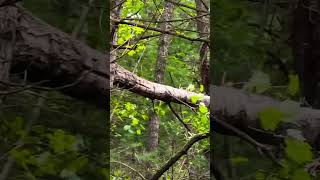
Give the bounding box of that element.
[291,169,311,180]
[123,125,131,131]
[199,85,204,92]
[10,149,32,169]
[259,107,284,131]
[136,129,141,135]
[199,104,208,114]
[191,96,198,104]
[190,95,203,104]
[131,118,139,126]
[200,116,208,124]
[287,74,299,96]
[125,102,135,111]
[285,138,313,164]
[47,130,77,153]
[128,50,136,56]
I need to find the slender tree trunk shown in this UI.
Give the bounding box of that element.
[110,0,123,88]
[195,0,209,94]
[146,1,174,178]
[146,1,174,150]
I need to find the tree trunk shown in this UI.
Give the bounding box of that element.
[146,0,174,152]
[146,1,174,178]
[195,0,210,94]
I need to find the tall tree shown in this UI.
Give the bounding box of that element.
[146,1,174,151]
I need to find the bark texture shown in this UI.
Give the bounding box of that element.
[195,0,210,95]
[3,4,320,148]
[0,6,17,83]
[146,1,174,152]
[4,5,109,107]
[112,63,210,106]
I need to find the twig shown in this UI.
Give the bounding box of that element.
[211,115,282,167]
[150,133,209,180]
[112,19,209,43]
[123,13,209,23]
[165,0,208,13]
[168,103,191,132]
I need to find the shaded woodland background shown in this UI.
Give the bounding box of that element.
[0,0,108,179]
[1,0,320,180]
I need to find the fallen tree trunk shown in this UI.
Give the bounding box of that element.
[212,85,320,146]
[3,4,320,146]
[4,5,108,107]
[112,63,210,106]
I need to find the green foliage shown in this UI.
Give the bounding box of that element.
[111,0,209,178]
[291,169,311,180]
[259,107,285,131]
[0,1,107,179]
[285,138,313,164]
[47,129,78,153]
[8,127,90,178]
[287,74,300,96]
[212,0,316,179]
